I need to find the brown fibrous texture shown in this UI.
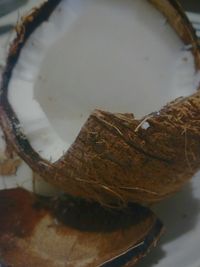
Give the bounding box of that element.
[48,92,200,207]
[0,137,21,176]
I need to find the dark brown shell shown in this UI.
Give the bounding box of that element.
[0,188,164,267]
[0,0,200,207]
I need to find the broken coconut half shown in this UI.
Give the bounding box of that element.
[0,188,164,267]
[0,0,200,207]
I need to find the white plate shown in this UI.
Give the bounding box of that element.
[137,173,200,267]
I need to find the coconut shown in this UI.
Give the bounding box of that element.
[0,0,200,207]
[0,187,164,267]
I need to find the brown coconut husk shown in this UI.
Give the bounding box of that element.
[0,0,200,207]
[0,156,21,175]
[0,135,21,176]
[0,188,164,267]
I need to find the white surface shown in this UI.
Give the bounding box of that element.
[0,1,200,267]
[137,173,200,267]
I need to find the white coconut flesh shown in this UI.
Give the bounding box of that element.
[7,0,200,165]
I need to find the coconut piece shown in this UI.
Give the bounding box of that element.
[0,128,21,176]
[0,127,60,194]
[0,156,21,175]
[0,0,200,206]
[0,188,164,267]
[32,172,61,196]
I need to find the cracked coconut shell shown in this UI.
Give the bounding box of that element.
[0,188,164,267]
[0,0,200,207]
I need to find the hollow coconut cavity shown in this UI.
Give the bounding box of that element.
[7,0,200,162]
[1,0,200,206]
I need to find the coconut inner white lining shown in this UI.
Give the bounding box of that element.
[8,0,200,162]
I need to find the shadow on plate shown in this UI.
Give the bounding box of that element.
[136,174,200,267]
